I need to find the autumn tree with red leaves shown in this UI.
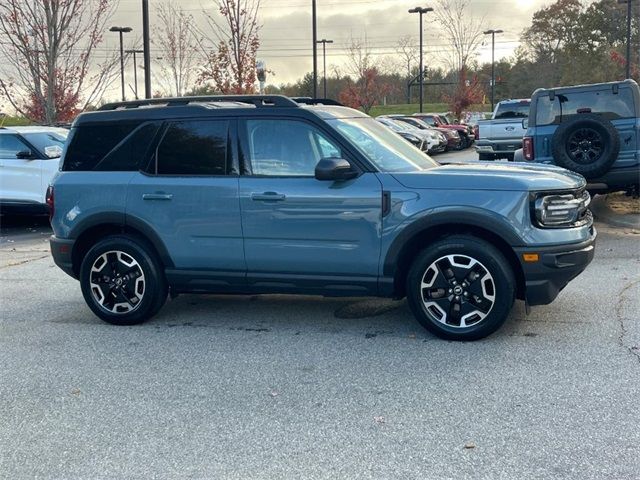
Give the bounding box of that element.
[198,0,261,94]
[444,67,483,120]
[0,0,120,124]
[339,37,392,114]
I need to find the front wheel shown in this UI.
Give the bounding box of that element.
[80,235,168,325]
[406,235,515,341]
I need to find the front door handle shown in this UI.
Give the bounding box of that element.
[251,192,286,202]
[142,193,173,201]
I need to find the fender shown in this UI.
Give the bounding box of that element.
[382,206,526,277]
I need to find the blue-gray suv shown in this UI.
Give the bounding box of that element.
[49,95,596,340]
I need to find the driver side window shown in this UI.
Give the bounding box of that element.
[0,134,30,159]
[244,119,342,176]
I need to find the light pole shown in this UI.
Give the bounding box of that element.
[125,49,144,99]
[483,28,503,111]
[618,0,636,79]
[408,6,434,113]
[312,0,318,98]
[142,0,152,99]
[316,39,333,98]
[110,26,133,101]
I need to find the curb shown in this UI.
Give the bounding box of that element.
[590,194,640,229]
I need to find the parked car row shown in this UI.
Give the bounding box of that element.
[376,113,476,154]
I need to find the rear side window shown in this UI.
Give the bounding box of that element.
[156,120,229,175]
[63,123,139,171]
[536,88,635,126]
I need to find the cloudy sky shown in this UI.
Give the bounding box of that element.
[102,0,552,99]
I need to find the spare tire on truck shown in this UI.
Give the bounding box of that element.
[551,113,620,179]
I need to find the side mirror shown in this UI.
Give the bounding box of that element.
[16,150,35,160]
[522,118,529,129]
[315,157,357,181]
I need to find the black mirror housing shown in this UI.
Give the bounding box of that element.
[16,150,35,160]
[315,157,357,181]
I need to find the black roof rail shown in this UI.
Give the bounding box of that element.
[98,94,299,111]
[292,97,344,106]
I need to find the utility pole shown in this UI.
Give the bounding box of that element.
[142,0,152,99]
[312,0,318,98]
[408,6,434,113]
[317,39,333,98]
[125,49,144,99]
[617,0,637,79]
[483,29,503,111]
[110,26,133,102]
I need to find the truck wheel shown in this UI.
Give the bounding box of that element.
[406,235,515,341]
[551,113,620,179]
[80,235,168,325]
[478,153,494,161]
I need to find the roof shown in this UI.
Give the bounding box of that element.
[75,95,366,126]
[0,126,69,135]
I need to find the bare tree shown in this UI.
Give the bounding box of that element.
[432,0,485,74]
[154,2,199,97]
[395,35,419,78]
[344,35,373,78]
[198,0,261,94]
[0,0,120,123]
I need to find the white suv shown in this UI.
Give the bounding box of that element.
[0,126,68,213]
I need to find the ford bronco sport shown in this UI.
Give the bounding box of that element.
[49,95,596,340]
[522,79,640,193]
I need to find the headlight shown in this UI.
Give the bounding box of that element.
[534,190,591,227]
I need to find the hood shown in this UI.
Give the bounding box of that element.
[392,162,586,192]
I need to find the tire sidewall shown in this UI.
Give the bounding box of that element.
[551,114,620,179]
[406,236,515,341]
[80,236,164,325]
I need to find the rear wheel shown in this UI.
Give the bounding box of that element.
[80,236,168,325]
[406,235,515,341]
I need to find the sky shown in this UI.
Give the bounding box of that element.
[98,0,554,99]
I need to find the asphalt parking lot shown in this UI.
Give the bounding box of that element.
[1,154,639,479]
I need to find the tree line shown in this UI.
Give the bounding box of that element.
[0,0,638,124]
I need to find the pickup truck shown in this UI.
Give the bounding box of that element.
[475,99,530,161]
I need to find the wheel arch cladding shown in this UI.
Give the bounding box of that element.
[71,220,173,277]
[386,221,525,300]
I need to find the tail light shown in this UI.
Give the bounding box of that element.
[523,137,534,161]
[46,185,54,220]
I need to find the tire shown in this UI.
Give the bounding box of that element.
[406,235,515,341]
[551,113,620,179]
[478,153,494,161]
[80,235,168,325]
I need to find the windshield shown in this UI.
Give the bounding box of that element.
[329,117,438,172]
[23,130,68,158]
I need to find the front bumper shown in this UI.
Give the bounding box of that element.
[50,236,77,279]
[514,228,596,306]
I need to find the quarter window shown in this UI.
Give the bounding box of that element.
[156,120,229,175]
[244,119,342,176]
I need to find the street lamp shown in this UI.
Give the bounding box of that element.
[316,39,333,98]
[483,28,503,111]
[110,26,133,102]
[312,0,318,98]
[618,0,636,79]
[125,49,144,99]
[408,6,434,113]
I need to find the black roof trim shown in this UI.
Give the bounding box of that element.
[98,95,299,111]
[292,97,344,106]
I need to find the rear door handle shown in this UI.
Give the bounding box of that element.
[251,192,286,202]
[142,193,173,201]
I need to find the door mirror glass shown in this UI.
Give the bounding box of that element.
[315,157,357,181]
[16,149,35,159]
